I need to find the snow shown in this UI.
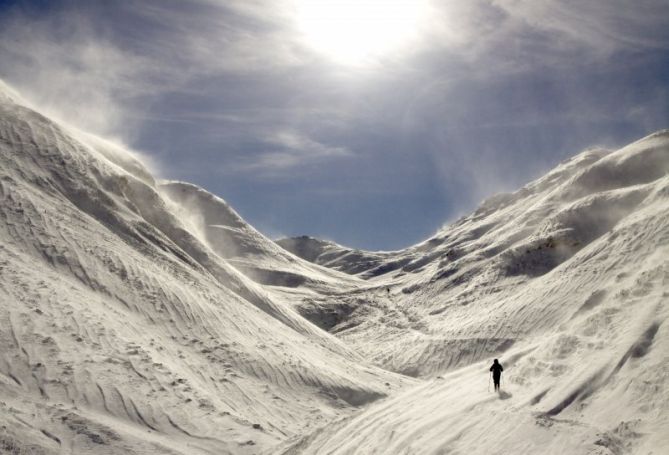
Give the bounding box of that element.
[1,79,668,454]
[0,82,409,454]
[276,236,395,277]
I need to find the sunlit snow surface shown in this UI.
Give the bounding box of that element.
[1,80,668,454]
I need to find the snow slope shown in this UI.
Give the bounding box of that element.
[0,81,411,455]
[1,76,668,455]
[276,236,394,277]
[159,182,362,290]
[277,132,669,453]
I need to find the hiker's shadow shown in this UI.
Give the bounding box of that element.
[498,390,513,400]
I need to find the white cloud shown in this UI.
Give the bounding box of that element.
[491,0,669,55]
[0,0,307,137]
[1,0,666,180]
[3,0,666,141]
[230,130,352,176]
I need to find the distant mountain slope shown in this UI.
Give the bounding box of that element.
[288,132,669,375]
[279,130,669,454]
[159,181,361,290]
[0,81,410,455]
[277,146,614,281]
[276,235,393,277]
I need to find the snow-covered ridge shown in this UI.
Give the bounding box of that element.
[275,235,394,277]
[277,131,669,453]
[0,81,410,454]
[283,130,669,373]
[159,181,361,289]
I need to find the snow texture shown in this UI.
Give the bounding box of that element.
[1,80,668,454]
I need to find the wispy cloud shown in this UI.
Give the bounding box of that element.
[229,130,352,177]
[492,0,669,55]
[2,0,666,137]
[0,0,306,136]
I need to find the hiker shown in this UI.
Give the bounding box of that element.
[489,359,503,391]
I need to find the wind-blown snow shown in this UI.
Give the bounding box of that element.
[1,79,668,454]
[276,236,395,277]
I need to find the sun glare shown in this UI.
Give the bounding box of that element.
[295,0,428,65]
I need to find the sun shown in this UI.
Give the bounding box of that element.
[294,0,428,66]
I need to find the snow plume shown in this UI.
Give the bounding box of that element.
[0,9,154,137]
[0,0,303,139]
[0,78,161,197]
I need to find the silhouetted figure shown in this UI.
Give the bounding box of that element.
[490,359,503,391]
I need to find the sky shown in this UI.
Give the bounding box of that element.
[0,0,668,250]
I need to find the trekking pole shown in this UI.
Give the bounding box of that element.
[488,371,491,392]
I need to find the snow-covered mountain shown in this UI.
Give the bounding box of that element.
[1,79,668,454]
[0,81,410,454]
[277,131,669,454]
[276,235,394,277]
